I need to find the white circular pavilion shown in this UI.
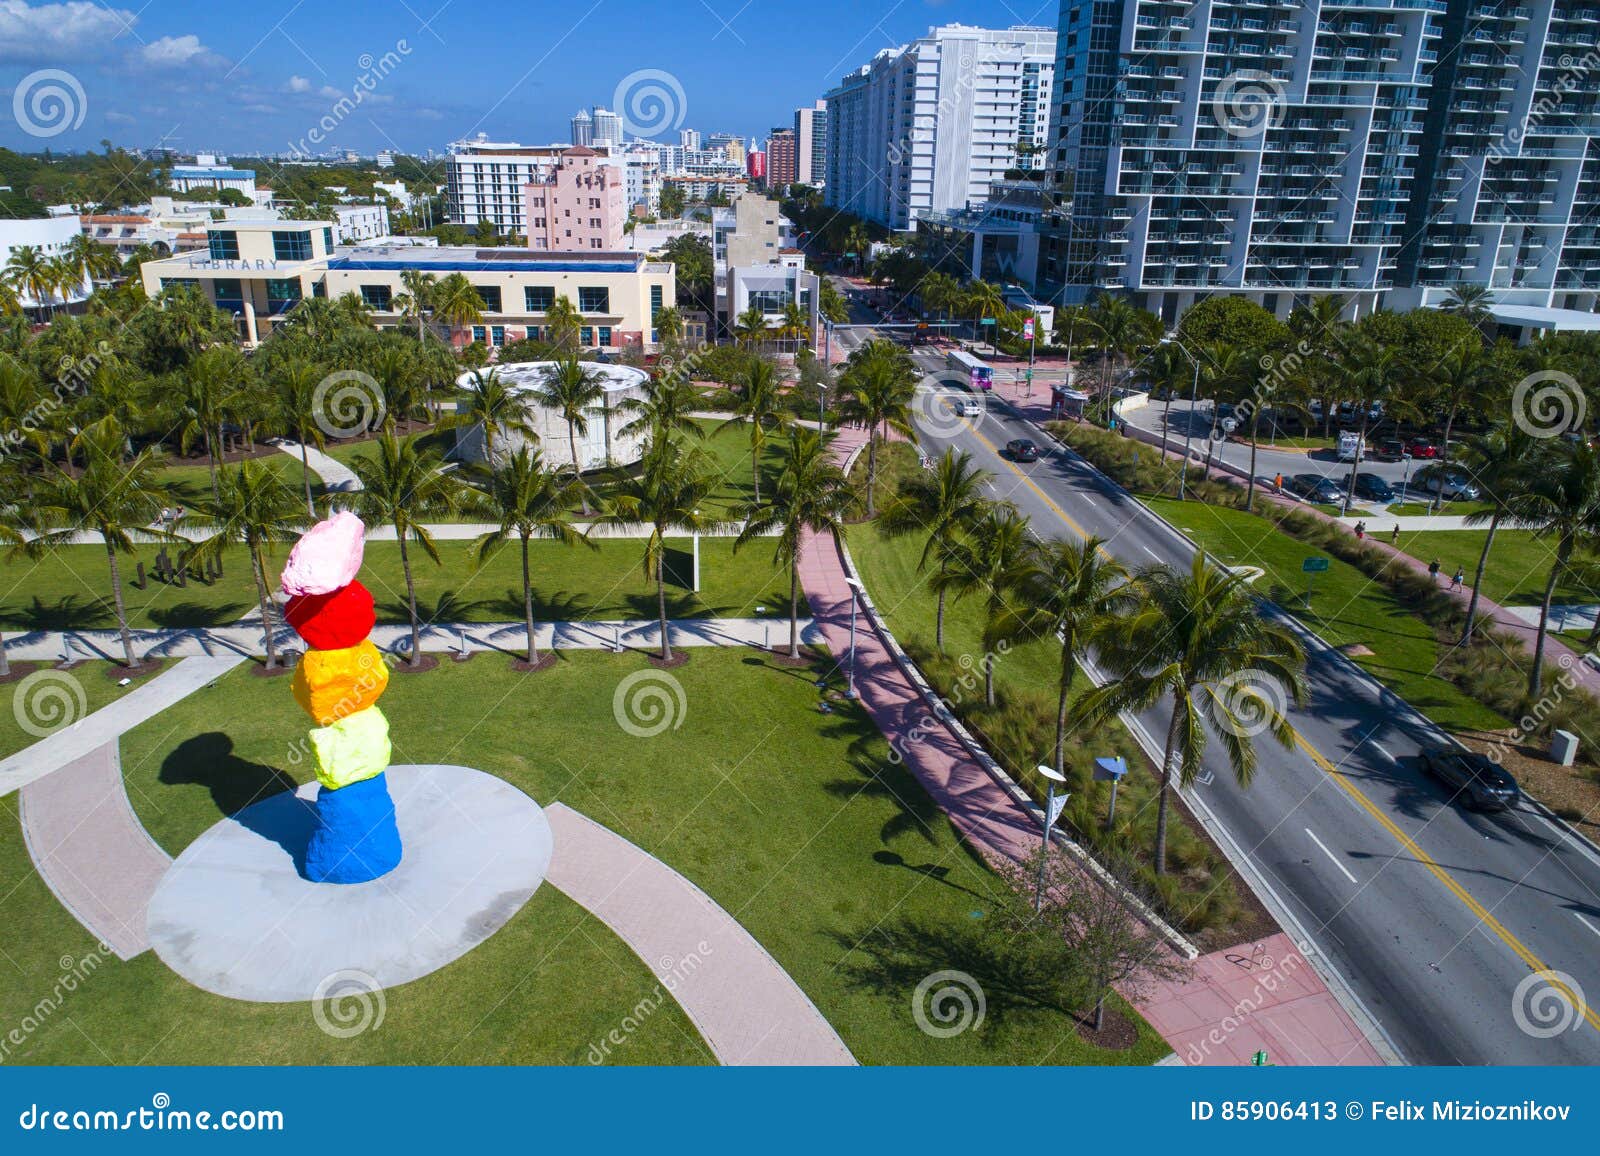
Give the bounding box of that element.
[452,360,650,472]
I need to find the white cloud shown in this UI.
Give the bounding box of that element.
[0,0,133,62]
[137,34,217,69]
[318,85,342,101]
[286,75,312,93]
[104,109,134,123]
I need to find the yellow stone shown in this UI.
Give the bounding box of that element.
[309,705,391,791]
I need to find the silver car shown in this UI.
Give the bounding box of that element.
[1422,470,1481,500]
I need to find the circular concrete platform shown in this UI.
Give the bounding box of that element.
[145,764,552,1003]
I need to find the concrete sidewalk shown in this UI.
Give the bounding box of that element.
[269,438,360,492]
[803,422,1384,1065]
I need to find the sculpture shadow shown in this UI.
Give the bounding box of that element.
[158,732,300,822]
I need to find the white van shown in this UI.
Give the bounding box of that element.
[1337,431,1365,462]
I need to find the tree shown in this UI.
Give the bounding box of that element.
[1076,555,1307,872]
[659,234,713,313]
[963,280,1006,343]
[532,357,605,508]
[719,357,789,504]
[653,304,684,349]
[269,356,327,516]
[1338,336,1406,513]
[1176,295,1287,349]
[396,269,436,340]
[602,441,730,663]
[1441,283,1495,334]
[472,448,595,665]
[429,272,484,341]
[618,366,706,446]
[734,304,768,347]
[838,338,917,517]
[990,536,1132,774]
[544,294,583,353]
[1419,341,1494,511]
[4,245,53,317]
[62,233,122,287]
[881,449,992,653]
[941,505,1035,707]
[918,271,960,325]
[735,427,850,659]
[1082,292,1163,398]
[32,434,181,668]
[451,367,536,467]
[658,183,686,220]
[1504,438,1600,695]
[1457,425,1540,645]
[843,224,870,273]
[818,278,848,324]
[174,345,248,503]
[350,435,465,667]
[1142,341,1193,460]
[184,461,310,669]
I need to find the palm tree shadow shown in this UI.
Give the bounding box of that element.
[158,732,299,820]
[820,745,953,847]
[528,589,593,622]
[147,601,249,628]
[871,850,992,902]
[9,595,112,631]
[374,589,493,625]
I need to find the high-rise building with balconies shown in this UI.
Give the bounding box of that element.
[1041,0,1445,322]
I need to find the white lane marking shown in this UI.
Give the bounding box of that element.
[1142,545,1161,559]
[1577,914,1600,941]
[1305,827,1359,884]
[1367,741,1396,765]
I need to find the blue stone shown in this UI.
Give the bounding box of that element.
[304,771,403,884]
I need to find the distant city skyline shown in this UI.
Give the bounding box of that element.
[0,0,1017,155]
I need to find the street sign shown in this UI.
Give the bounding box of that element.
[1045,791,1069,829]
[1092,756,1128,782]
[979,317,997,326]
[1302,557,1330,573]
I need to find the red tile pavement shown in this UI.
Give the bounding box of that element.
[801,424,1386,1065]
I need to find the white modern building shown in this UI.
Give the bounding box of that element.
[447,137,572,230]
[571,109,593,147]
[451,361,650,472]
[591,108,622,148]
[824,23,1057,231]
[1,215,90,310]
[794,100,828,187]
[169,155,259,201]
[331,203,392,243]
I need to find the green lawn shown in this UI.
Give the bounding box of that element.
[0,660,165,761]
[1387,501,1493,519]
[0,536,799,631]
[1149,498,1510,733]
[1400,528,1598,611]
[0,650,1166,1065]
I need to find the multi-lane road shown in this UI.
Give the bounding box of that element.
[829,283,1600,1064]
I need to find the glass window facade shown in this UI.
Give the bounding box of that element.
[360,284,393,311]
[208,231,239,261]
[272,231,314,261]
[476,285,502,312]
[578,287,610,313]
[525,286,554,312]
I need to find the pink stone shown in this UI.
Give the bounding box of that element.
[280,511,366,597]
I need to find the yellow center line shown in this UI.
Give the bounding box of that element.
[963,412,1599,1035]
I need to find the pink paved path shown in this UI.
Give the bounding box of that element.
[544,803,855,1066]
[803,424,1384,1065]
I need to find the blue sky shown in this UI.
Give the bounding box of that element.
[0,0,1058,156]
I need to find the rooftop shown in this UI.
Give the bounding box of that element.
[1487,303,1600,330]
[329,246,651,273]
[455,361,647,396]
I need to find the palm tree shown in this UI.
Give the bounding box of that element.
[1085,292,1163,399]
[618,368,706,446]
[429,273,484,343]
[1457,425,1540,646]
[365,341,423,433]
[175,345,247,503]
[653,304,684,349]
[843,224,870,273]
[918,271,960,326]
[472,447,595,665]
[1339,336,1405,512]
[881,449,992,653]
[0,277,20,317]
[0,457,33,677]
[32,435,181,668]
[532,357,605,507]
[838,338,917,517]
[602,441,730,663]
[963,280,1006,343]
[397,269,436,340]
[544,294,583,352]
[451,367,536,467]
[1143,341,1194,460]
[44,256,81,313]
[269,356,326,516]
[941,505,1035,707]
[4,245,52,317]
[990,537,1132,777]
[779,301,809,351]
[1076,555,1307,872]
[1420,341,1493,511]
[1504,438,1600,695]
[184,461,310,669]
[719,358,789,504]
[734,304,768,347]
[62,234,122,289]
[350,436,465,667]
[1441,283,1495,334]
[735,427,850,659]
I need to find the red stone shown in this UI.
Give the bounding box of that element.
[285,580,375,650]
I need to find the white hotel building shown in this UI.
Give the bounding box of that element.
[823,24,1057,231]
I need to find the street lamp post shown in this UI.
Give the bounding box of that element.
[844,577,864,700]
[818,382,828,435]
[1177,349,1201,502]
[1035,764,1069,911]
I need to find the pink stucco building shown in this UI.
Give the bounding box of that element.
[523,146,626,253]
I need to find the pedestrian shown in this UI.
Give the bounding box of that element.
[1428,559,1441,584]
[1274,472,1282,491]
[1451,567,1464,592]
[1354,520,1366,540]
[1390,524,1400,545]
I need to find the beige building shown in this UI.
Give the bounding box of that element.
[139,220,675,351]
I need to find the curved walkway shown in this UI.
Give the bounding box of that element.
[270,439,360,492]
[544,803,853,1065]
[18,742,171,959]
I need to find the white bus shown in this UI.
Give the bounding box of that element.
[945,349,994,391]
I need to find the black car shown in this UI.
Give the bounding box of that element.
[1005,438,1041,463]
[1420,749,1521,812]
[1347,472,1395,501]
[1371,438,1406,462]
[1288,473,1343,504]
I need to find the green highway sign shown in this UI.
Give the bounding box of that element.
[1302,557,1330,573]
[980,317,997,326]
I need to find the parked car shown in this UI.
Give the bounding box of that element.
[1288,473,1344,504]
[1337,431,1366,461]
[1005,438,1041,462]
[1371,438,1407,462]
[1347,473,1395,501]
[1420,749,1520,812]
[1406,437,1442,459]
[1420,469,1481,500]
